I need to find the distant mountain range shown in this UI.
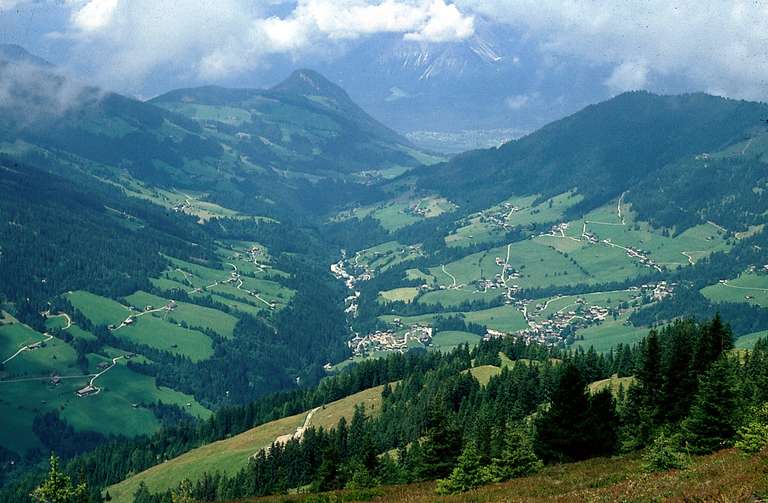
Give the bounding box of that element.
[114,19,615,151]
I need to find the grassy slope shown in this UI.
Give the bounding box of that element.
[249,449,768,502]
[107,385,386,503]
[124,291,238,339]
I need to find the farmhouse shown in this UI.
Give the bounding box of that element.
[76,385,97,397]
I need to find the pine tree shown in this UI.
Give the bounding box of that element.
[642,430,687,472]
[534,363,592,462]
[31,455,88,503]
[419,399,461,479]
[625,330,663,446]
[660,321,696,423]
[692,314,733,375]
[683,356,741,454]
[587,388,618,456]
[638,330,663,423]
[313,445,342,492]
[171,479,194,503]
[435,442,486,495]
[483,425,542,482]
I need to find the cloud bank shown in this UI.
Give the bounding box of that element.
[457,0,768,99]
[56,0,474,85]
[5,0,768,103]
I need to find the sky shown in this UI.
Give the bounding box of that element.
[2,1,768,103]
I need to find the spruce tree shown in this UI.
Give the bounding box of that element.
[660,321,696,423]
[31,455,88,503]
[535,363,592,462]
[587,388,618,456]
[435,442,486,495]
[692,314,733,375]
[483,425,542,482]
[419,399,461,479]
[683,356,741,454]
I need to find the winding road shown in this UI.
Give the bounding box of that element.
[2,312,72,365]
[252,406,321,458]
[82,356,124,396]
[441,264,458,289]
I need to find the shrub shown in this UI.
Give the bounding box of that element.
[735,403,768,454]
[642,431,687,473]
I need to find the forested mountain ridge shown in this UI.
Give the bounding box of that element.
[0,53,432,220]
[151,69,428,179]
[411,91,768,223]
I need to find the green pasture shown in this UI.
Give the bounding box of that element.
[125,291,239,338]
[701,273,768,308]
[65,291,130,326]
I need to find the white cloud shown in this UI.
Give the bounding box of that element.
[404,0,474,42]
[70,0,119,32]
[505,94,529,110]
[0,60,102,126]
[605,61,649,93]
[456,0,768,100]
[0,0,26,9]
[57,0,475,85]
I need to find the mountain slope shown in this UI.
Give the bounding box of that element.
[0,53,431,219]
[106,384,386,503]
[413,92,768,221]
[151,69,431,177]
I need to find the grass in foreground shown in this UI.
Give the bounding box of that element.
[246,448,768,502]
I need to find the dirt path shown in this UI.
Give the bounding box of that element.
[617,191,627,224]
[0,374,96,384]
[719,281,768,293]
[228,263,274,309]
[2,334,53,365]
[441,264,458,289]
[1,311,71,364]
[84,356,124,395]
[112,305,171,331]
[707,220,728,233]
[681,251,706,265]
[742,138,753,155]
[500,244,512,286]
[259,406,321,456]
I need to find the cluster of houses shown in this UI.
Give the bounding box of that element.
[348,324,433,357]
[171,198,192,214]
[404,201,431,218]
[476,202,520,231]
[640,281,675,301]
[611,241,663,272]
[232,245,266,270]
[548,222,570,237]
[331,259,365,317]
[520,299,614,345]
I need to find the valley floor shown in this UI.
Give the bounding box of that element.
[246,448,768,502]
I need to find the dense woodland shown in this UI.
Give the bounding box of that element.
[0,157,213,328]
[128,317,768,499]
[6,315,768,502]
